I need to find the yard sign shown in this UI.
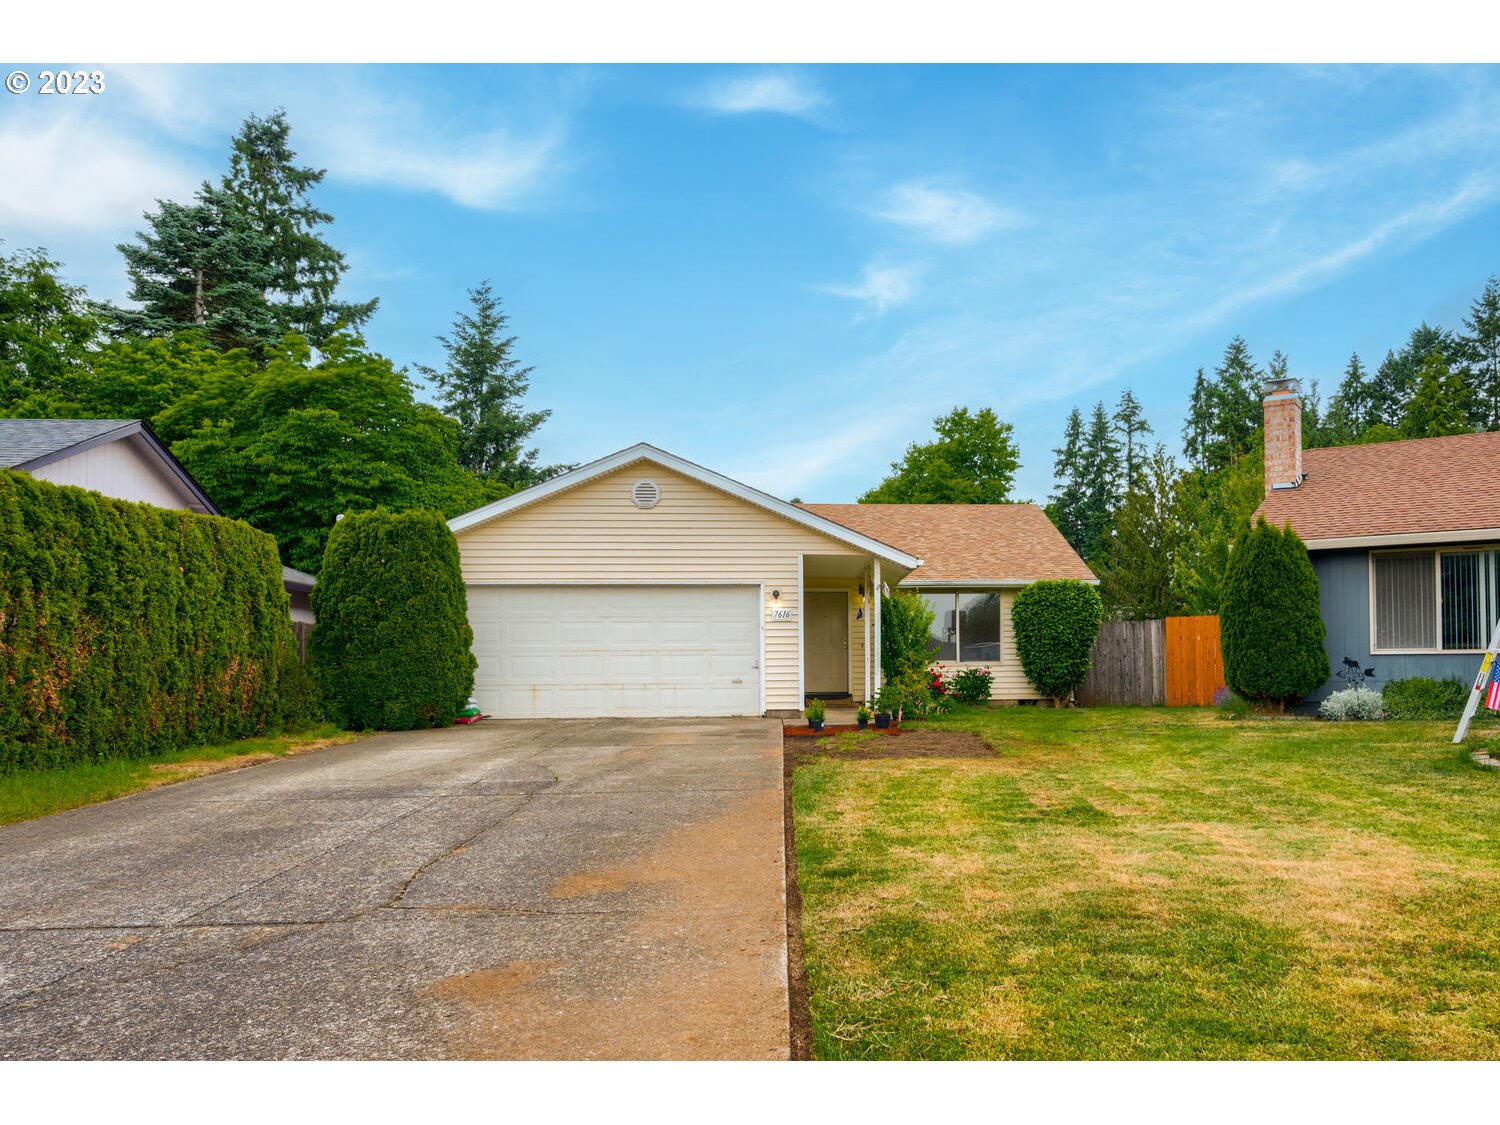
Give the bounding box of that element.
[1452,616,1500,743]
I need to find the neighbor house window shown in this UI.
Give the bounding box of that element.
[1372,548,1500,652]
[914,590,1002,662]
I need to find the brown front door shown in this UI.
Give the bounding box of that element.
[806,591,849,694]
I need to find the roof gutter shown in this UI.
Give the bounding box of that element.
[1302,527,1500,551]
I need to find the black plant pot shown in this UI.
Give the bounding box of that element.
[858,718,869,730]
[874,712,891,729]
[809,719,824,732]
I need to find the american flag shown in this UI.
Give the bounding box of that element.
[1487,658,1500,711]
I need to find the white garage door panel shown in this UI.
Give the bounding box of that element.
[468,585,761,718]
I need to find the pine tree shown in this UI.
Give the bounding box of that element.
[111,185,280,353]
[1076,401,1122,561]
[221,111,376,345]
[1046,406,1087,552]
[1095,446,1187,621]
[1111,387,1152,492]
[1400,351,1473,439]
[416,281,558,487]
[1182,367,1213,471]
[1369,324,1458,428]
[1461,276,1500,430]
[1321,353,1372,446]
[1206,336,1262,470]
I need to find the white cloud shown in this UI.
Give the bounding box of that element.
[696,72,826,117]
[870,181,1020,245]
[822,262,920,315]
[0,112,200,233]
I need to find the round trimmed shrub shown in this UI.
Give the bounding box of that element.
[1220,517,1329,708]
[1011,579,1103,704]
[309,508,475,731]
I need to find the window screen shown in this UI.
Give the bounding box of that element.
[1373,552,1436,650]
[1441,550,1500,650]
[920,592,957,660]
[958,592,1002,662]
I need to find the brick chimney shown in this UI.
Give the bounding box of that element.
[1262,376,1302,491]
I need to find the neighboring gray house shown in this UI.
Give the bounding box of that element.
[1255,382,1500,701]
[0,418,314,624]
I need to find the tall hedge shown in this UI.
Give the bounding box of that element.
[1012,579,1103,704]
[310,508,475,730]
[881,589,937,684]
[1220,517,1329,706]
[0,469,294,773]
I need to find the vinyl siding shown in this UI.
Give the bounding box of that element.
[29,437,196,512]
[1312,547,1485,701]
[453,463,873,712]
[898,585,1044,701]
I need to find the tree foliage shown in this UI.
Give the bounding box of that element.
[416,281,560,487]
[1095,446,1188,621]
[167,334,504,573]
[1220,517,1329,706]
[1011,580,1103,704]
[310,508,476,731]
[861,407,1020,504]
[0,247,105,414]
[1400,351,1472,439]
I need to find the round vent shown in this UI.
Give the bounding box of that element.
[631,480,661,509]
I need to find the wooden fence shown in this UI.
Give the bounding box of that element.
[1077,619,1165,706]
[292,621,314,663]
[1164,615,1225,706]
[1076,615,1226,707]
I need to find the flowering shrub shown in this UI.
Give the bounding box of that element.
[1318,686,1385,722]
[930,664,948,696]
[949,667,994,704]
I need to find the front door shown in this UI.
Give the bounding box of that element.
[806,590,850,695]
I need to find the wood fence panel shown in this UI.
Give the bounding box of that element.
[1164,615,1225,706]
[292,621,314,664]
[1077,619,1165,706]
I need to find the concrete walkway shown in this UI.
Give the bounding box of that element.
[0,719,789,1060]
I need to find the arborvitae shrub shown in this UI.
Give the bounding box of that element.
[1011,579,1103,703]
[880,589,936,684]
[309,508,475,730]
[1220,517,1329,707]
[0,469,294,772]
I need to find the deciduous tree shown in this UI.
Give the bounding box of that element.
[861,406,1020,504]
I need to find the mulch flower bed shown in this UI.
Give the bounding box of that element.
[782,723,901,738]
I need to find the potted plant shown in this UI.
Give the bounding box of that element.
[805,698,826,732]
[872,683,898,729]
[856,703,871,730]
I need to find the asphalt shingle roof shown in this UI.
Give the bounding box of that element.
[0,418,138,468]
[799,503,1096,584]
[1255,431,1500,542]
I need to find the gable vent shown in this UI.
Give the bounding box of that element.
[631,480,661,509]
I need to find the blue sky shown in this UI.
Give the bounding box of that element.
[3,64,1499,501]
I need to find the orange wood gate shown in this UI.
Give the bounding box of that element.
[1165,615,1225,706]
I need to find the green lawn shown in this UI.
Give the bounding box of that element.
[793,706,1500,1059]
[0,723,357,827]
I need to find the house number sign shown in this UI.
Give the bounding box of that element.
[770,608,793,622]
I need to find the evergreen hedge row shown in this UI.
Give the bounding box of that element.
[0,469,297,773]
[310,508,475,731]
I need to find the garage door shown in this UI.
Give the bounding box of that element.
[467,585,761,718]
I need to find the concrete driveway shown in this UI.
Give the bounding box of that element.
[0,719,789,1059]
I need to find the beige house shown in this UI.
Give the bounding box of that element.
[0,418,315,623]
[448,443,1094,718]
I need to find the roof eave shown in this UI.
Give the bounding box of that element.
[1302,527,1500,551]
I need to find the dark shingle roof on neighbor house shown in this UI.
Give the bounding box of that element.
[1255,430,1500,544]
[799,503,1096,584]
[0,418,141,468]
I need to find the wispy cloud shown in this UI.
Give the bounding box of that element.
[870,181,1020,245]
[0,112,200,233]
[694,72,826,118]
[822,262,921,315]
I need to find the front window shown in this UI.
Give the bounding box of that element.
[1372,548,1500,652]
[914,590,1002,662]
